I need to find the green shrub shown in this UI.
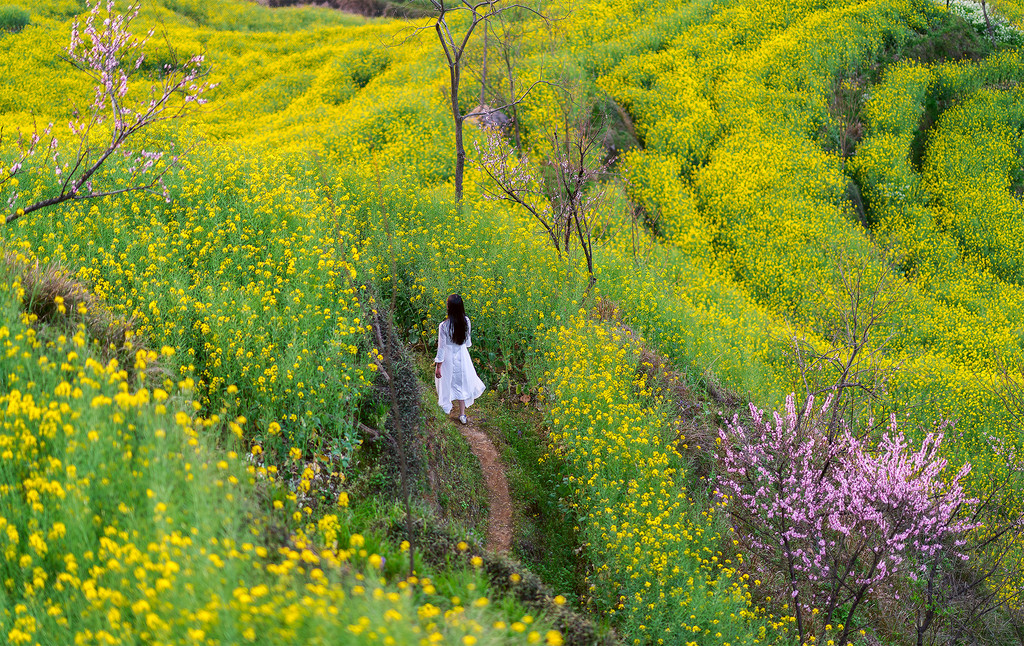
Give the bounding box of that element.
[0,5,29,32]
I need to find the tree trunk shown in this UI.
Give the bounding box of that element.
[450,64,465,202]
[455,116,465,202]
[480,18,488,107]
[508,60,521,149]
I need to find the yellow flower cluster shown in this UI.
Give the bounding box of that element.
[574,0,1024,614]
[4,147,376,461]
[4,0,1024,639]
[991,0,1024,27]
[0,253,563,643]
[542,314,780,644]
[592,0,1024,514]
[848,54,1024,598]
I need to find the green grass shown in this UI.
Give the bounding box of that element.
[469,391,585,603]
[0,5,29,31]
[413,352,491,539]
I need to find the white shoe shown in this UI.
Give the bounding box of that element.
[459,415,467,425]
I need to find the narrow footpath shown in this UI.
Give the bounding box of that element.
[458,420,513,553]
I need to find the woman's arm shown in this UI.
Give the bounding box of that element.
[434,321,445,378]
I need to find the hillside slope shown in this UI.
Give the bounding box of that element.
[1,0,1024,644]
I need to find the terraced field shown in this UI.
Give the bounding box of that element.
[1,0,1023,644]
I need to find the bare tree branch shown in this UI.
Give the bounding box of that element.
[2,0,213,227]
[476,101,609,293]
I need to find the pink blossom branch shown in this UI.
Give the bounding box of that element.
[475,111,608,292]
[3,0,214,226]
[475,130,560,251]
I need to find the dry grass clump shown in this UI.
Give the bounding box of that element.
[2,251,161,380]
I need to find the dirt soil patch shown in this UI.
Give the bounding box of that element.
[457,419,513,553]
[261,0,430,18]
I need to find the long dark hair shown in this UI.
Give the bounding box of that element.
[446,293,468,345]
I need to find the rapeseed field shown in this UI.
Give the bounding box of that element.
[1,0,1023,643]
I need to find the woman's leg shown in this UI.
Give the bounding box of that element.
[457,400,466,418]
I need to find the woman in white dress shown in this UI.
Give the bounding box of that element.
[434,293,486,424]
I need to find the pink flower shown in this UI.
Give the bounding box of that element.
[718,394,978,642]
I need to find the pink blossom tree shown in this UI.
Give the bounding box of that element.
[1,0,213,226]
[476,114,608,292]
[717,394,978,646]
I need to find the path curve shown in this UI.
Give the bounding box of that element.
[458,422,513,553]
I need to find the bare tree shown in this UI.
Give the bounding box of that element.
[2,0,213,226]
[477,108,608,291]
[787,258,907,440]
[469,6,528,148]
[479,13,489,107]
[981,0,995,38]
[422,0,548,202]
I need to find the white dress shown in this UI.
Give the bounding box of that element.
[434,317,486,414]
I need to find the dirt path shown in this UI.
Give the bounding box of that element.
[458,421,513,553]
